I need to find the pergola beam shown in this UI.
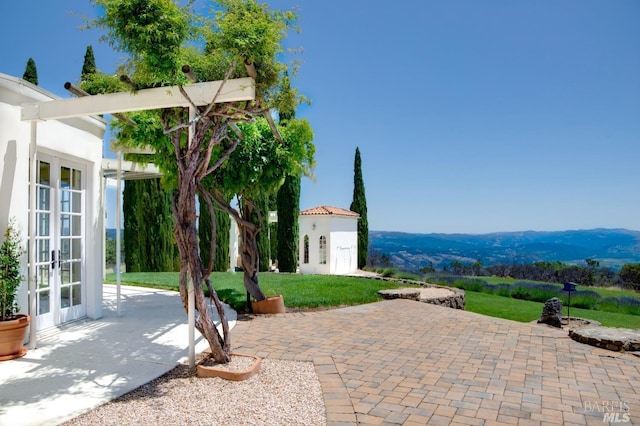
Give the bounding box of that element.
[102,158,161,180]
[22,77,255,121]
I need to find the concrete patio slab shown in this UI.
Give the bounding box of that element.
[0,285,235,426]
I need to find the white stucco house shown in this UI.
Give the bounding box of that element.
[0,73,106,332]
[299,205,359,275]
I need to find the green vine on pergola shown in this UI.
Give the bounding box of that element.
[88,0,313,363]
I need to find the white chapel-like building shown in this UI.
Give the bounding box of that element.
[298,206,359,275]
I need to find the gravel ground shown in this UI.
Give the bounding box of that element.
[63,358,326,426]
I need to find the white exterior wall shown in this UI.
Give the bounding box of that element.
[0,74,106,323]
[329,217,358,275]
[299,215,331,274]
[299,214,358,275]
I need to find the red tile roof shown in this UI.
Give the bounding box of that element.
[300,206,360,217]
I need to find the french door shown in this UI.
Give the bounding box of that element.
[33,154,86,330]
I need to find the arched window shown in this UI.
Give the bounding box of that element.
[319,235,327,265]
[303,235,309,264]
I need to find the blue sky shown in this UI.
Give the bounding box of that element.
[1,1,638,234]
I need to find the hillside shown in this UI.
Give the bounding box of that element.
[369,228,640,271]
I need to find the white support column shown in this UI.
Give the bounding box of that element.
[102,178,106,280]
[188,105,196,368]
[116,151,122,316]
[28,122,37,349]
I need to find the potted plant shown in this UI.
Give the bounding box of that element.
[0,219,30,361]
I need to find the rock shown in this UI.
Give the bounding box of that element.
[377,288,421,300]
[569,327,640,352]
[419,286,466,310]
[538,297,563,328]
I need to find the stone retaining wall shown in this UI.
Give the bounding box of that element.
[373,277,465,310]
[423,288,466,310]
[569,327,640,352]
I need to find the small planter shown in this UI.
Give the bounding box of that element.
[0,314,30,361]
[251,295,285,314]
[197,352,261,381]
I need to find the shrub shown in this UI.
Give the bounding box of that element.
[616,296,640,315]
[380,268,396,278]
[480,283,511,297]
[494,283,512,298]
[394,271,422,281]
[429,275,457,285]
[0,220,25,321]
[511,286,531,300]
[560,290,601,310]
[598,296,640,316]
[527,284,561,303]
[451,278,487,292]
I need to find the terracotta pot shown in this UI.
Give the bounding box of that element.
[197,352,261,381]
[251,295,285,314]
[0,314,30,361]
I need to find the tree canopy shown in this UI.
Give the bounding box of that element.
[90,0,312,363]
[350,147,368,269]
[81,45,97,80]
[22,58,38,85]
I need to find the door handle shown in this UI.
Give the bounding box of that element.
[58,250,61,269]
[51,250,56,270]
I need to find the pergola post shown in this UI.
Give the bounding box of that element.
[28,121,37,349]
[116,150,123,317]
[188,105,196,367]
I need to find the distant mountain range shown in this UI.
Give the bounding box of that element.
[369,228,640,271]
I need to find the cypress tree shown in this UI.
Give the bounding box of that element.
[22,58,38,85]
[276,174,300,272]
[123,178,179,272]
[122,180,140,272]
[146,178,178,271]
[198,196,231,272]
[81,46,97,80]
[275,75,300,273]
[350,147,369,269]
[214,205,231,271]
[198,196,213,270]
[252,194,271,272]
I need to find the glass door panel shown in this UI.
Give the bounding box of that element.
[31,156,86,329]
[34,159,54,329]
[59,164,84,320]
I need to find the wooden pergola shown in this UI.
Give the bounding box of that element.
[21,76,255,366]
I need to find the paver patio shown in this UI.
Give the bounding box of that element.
[233,299,640,425]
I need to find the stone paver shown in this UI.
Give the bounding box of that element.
[233,299,640,425]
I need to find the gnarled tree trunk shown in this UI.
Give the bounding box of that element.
[165,107,234,364]
[211,191,267,302]
[239,200,266,301]
[172,174,230,363]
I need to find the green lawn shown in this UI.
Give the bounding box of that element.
[466,291,640,328]
[105,272,415,312]
[105,272,640,328]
